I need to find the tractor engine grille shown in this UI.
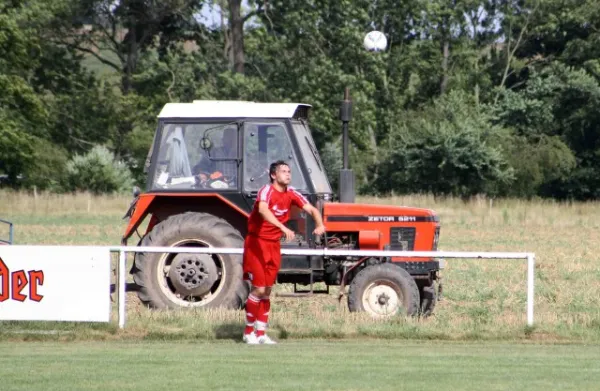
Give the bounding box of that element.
[389,227,416,251]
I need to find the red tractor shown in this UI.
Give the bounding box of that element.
[122,94,442,317]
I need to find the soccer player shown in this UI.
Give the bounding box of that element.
[242,160,326,344]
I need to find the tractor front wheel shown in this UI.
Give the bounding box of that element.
[132,212,249,310]
[348,263,419,318]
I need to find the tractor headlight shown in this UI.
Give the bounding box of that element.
[432,226,440,250]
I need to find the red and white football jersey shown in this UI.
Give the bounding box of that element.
[247,184,309,241]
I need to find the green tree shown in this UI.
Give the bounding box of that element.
[0,1,119,189]
[63,145,135,194]
[494,64,600,199]
[367,91,514,198]
[49,0,206,94]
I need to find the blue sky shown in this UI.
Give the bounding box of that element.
[198,2,221,27]
[197,1,254,27]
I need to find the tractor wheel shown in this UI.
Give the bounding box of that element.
[131,212,249,310]
[418,282,437,317]
[348,263,419,318]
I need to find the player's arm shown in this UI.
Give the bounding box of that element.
[302,203,326,236]
[258,201,295,242]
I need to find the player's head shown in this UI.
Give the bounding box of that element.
[269,160,291,185]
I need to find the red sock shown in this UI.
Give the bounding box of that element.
[244,294,260,335]
[256,298,271,337]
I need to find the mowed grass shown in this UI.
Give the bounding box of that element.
[1,340,599,391]
[1,191,600,341]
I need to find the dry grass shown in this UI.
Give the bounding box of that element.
[0,191,131,216]
[1,190,600,341]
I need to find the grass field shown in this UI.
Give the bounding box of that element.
[1,340,599,391]
[1,191,599,389]
[1,191,599,342]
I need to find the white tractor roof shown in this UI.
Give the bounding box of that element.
[158,100,312,119]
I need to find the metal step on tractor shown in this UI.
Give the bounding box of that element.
[122,91,443,318]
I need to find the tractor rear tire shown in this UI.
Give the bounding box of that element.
[131,212,249,310]
[348,263,419,318]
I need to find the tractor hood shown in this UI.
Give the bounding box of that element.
[323,202,439,223]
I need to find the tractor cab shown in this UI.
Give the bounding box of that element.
[145,101,333,203]
[135,101,334,249]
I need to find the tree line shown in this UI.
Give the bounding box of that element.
[1,0,599,200]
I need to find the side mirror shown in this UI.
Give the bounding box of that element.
[200,137,212,150]
[133,186,141,198]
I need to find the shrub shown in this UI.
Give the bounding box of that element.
[63,145,135,194]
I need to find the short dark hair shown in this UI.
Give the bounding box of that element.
[269,160,289,183]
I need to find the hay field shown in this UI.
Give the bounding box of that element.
[0,191,599,341]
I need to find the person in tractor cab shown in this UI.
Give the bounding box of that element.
[242,160,326,344]
[193,127,238,187]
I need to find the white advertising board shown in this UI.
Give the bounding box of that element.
[0,246,111,322]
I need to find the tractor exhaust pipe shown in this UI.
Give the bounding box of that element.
[338,88,355,203]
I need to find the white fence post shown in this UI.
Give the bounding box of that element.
[527,253,535,326]
[118,249,126,329]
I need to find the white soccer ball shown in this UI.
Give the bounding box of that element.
[363,31,387,52]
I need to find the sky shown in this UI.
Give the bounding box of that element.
[198,2,221,27]
[197,1,254,28]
